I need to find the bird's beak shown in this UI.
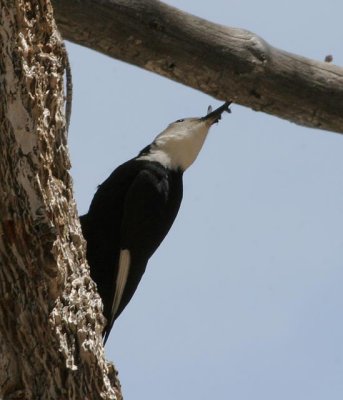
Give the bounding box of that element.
[201,101,232,124]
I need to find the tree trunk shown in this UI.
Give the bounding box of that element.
[0,1,121,398]
[51,0,343,133]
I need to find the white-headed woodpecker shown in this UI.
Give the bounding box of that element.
[80,102,231,342]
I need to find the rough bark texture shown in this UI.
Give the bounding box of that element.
[51,0,343,133]
[0,1,121,399]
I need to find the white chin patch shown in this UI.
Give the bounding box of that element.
[139,123,211,171]
[112,249,131,318]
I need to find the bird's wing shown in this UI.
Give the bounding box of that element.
[105,167,176,336]
[120,168,171,252]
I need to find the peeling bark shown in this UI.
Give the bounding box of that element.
[0,1,121,399]
[51,0,343,134]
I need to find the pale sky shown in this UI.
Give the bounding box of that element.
[67,1,343,399]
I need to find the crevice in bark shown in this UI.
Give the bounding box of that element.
[0,1,121,399]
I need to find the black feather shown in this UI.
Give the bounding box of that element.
[81,158,183,342]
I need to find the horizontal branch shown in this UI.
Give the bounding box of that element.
[52,0,343,133]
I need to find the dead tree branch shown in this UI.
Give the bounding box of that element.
[51,0,343,133]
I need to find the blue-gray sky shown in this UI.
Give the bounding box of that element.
[67,1,343,399]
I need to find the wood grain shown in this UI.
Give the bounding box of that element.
[52,0,343,133]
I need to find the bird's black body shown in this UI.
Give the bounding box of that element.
[80,101,230,342]
[80,158,183,341]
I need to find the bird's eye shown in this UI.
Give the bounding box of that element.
[175,119,184,123]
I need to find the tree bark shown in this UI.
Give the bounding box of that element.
[51,0,343,134]
[0,1,121,399]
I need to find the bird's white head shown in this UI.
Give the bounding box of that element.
[138,102,231,171]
